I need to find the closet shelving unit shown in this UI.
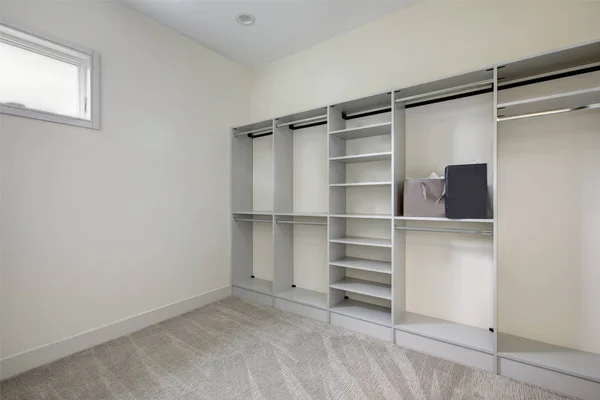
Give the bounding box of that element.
[231,120,275,300]
[494,42,600,400]
[231,40,600,400]
[272,107,329,320]
[327,94,394,340]
[391,70,496,371]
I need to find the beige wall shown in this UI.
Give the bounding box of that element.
[250,0,600,121]
[0,0,251,360]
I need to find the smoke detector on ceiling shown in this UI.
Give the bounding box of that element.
[236,13,256,26]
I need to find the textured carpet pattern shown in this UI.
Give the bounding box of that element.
[1,297,574,400]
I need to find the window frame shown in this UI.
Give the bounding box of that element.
[0,21,100,130]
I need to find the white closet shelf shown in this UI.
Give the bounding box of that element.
[497,87,600,120]
[329,181,392,188]
[330,257,391,274]
[233,278,273,295]
[329,152,392,164]
[330,299,391,327]
[330,213,391,220]
[329,236,392,248]
[275,212,327,217]
[232,211,273,216]
[275,287,327,309]
[330,277,391,300]
[395,216,493,223]
[395,312,494,354]
[498,333,600,383]
[329,122,391,140]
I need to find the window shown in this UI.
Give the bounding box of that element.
[0,23,99,129]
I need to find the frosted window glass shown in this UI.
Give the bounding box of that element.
[0,42,80,117]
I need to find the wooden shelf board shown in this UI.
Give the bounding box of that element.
[330,277,391,300]
[395,216,493,223]
[395,312,494,354]
[233,278,273,295]
[329,181,392,188]
[329,236,392,248]
[498,333,600,383]
[330,299,391,327]
[329,122,391,140]
[329,152,392,163]
[232,211,273,216]
[330,214,391,220]
[275,212,327,217]
[330,257,392,274]
[275,287,327,309]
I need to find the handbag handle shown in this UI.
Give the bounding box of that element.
[421,181,446,204]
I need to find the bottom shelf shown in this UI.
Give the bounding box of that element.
[498,333,600,383]
[275,287,327,310]
[330,299,391,327]
[395,312,494,354]
[233,278,273,295]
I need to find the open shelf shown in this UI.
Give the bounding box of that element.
[233,211,273,216]
[395,312,494,353]
[329,122,391,140]
[330,277,391,300]
[330,236,392,248]
[498,333,600,383]
[274,212,327,217]
[395,216,493,223]
[497,87,600,120]
[330,299,391,326]
[329,151,392,163]
[330,257,391,274]
[275,287,327,309]
[330,213,391,220]
[233,278,273,295]
[329,181,392,188]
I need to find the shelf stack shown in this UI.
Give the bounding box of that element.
[230,40,600,400]
[327,94,394,340]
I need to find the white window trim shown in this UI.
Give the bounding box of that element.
[0,21,100,130]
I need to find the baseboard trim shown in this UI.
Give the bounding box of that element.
[1,285,232,380]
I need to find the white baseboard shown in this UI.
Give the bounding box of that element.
[1,285,231,380]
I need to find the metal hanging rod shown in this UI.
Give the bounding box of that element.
[234,218,272,223]
[395,225,493,235]
[276,220,327,226]
[276,114,327,128]
[396,79,494,104]
[497,103,600,122]
[290,120,328,131]
[342,105,391,120]
[233,127,273,137]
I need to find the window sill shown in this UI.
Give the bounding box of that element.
[1,104,99,130]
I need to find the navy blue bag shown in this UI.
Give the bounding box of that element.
[444,163,488,219]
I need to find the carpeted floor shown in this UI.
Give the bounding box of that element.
[1,297,575,400]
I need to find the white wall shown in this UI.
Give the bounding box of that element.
[250,0,600,121]
[0,0,251,362]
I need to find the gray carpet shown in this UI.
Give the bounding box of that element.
[1,297,575,400]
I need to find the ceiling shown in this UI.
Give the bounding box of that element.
[123,0,420,68]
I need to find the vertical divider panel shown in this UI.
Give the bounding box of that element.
[492,67,499,373]
[231,131,254,286]
[232,133,253,212]
[392,96,407,329]
[273,121,294,294]
[274,122,294,213]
